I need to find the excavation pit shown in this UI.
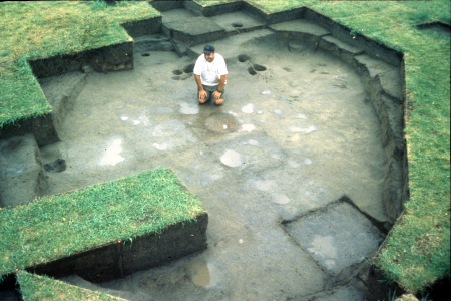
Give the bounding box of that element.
[0,3,409,300]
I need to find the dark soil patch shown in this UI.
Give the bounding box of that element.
[238,54,251,62]
[44,159,66,173]
[183,63,195,73]
[253,64,267,71]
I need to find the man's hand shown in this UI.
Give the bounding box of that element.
[212,90,221,100]
[198,89,207,103]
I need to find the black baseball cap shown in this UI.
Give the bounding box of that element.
[203,44,215,54]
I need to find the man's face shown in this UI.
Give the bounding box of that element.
[204,51,215,62]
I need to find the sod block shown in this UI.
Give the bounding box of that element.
[1,168,208,283]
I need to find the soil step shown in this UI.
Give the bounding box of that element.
[162,8,225,46]
[0,134,48,208]
[161,8,270,47]
[133,33,174,52]
[209,10,266,34]
[269,18,331,36]
[187,28,277,60]
[319,35,365,66]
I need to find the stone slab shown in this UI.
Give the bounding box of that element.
[269,19,331,36]
[284,202,385,276]
[0,134,47,207]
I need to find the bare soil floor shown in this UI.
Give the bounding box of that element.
[41,39,389,300]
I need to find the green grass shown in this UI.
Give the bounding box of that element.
[0,1,160,128]
[242,0,450,293]
[0,0,449,295]
[16,270,125,301]
[0,167,205,275]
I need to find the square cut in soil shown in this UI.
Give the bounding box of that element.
[284,202,385,276]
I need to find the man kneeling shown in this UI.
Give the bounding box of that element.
[193,44,228,106]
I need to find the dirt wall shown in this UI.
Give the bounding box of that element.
[27,213,208,283]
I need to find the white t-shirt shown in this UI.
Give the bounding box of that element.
[193,53,228,86]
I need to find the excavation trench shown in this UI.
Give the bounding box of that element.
[0,3,409,301]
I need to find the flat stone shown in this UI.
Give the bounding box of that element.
[0,134,48,207]
[284,202,385,276]
[269,19,331,36]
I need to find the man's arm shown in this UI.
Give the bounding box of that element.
[212,75,226,100]
[194,74,203,90]
[217,75,225,92]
